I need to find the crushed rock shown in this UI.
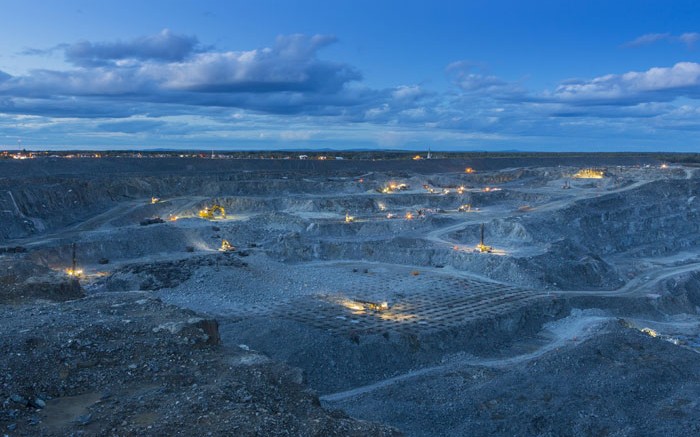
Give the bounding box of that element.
[0,292,400,436]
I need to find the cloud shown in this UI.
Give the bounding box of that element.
[547,102,670,119]
[2,68,152,97]
[63,29,201,66]
[0,33,369,117]
[622,33,671,48]
[391,85,424,101]
[6,31,700,151]
[446,61,522,96]
[157,35,360,93]
[679,32,700,47]
[547,62,700,105]
[0,96,147,118]
[622,32,700,48]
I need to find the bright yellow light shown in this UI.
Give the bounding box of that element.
[476,243,493,253]
[465,167,475,174]
[65,268,83,277]
[199,205,226,219]
[381,182,407,193]
[151,197,160,204]
[338,298,389,314]
[341,299,366,312]
[482,187,502,192]
[641,327,658,337]
[412,155,422,160]
[660,163,669,169]
[169,215,178,221]
[573,169,605,179]
[405,212,413,220]
[329,296,419,322]
[345,212,355,223]
[457,186,465,194]
[219,239,235,252]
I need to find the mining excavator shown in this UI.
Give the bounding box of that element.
[198,205,226,220]
[220,239,235,252]
[354,299,390,312]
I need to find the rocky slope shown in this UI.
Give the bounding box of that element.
[0,293,400,436]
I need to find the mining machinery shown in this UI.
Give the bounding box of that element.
[476,223,493,253]
[220,239,235,252]
[198,205,226,220]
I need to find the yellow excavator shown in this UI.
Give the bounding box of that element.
[220,239,235,252]
[198,205,226,220]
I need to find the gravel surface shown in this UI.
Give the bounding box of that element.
[328,320,700,436]
[3,157,700,437]
[0,293,399,436]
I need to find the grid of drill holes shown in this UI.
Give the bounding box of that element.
[275,275,545,335]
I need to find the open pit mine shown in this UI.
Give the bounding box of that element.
[2,154,700,436]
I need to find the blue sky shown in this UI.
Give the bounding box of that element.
[2,0,700,151]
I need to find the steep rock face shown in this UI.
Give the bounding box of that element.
[0,173,349,241]
[444,178,700,289]
[527,239,623,290]
[653,271,700,314]
[529,179,700,256]
[91,254,248,292]
[0,257,84,303]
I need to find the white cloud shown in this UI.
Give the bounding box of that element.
[62,29,201,66]
[679,32,700,47]
[622,33,671,48]
[445,61,522,96]
[392,85,423,100]
[623,32,700,48]
[550,62,700,104]
[0,33,367,117]
[364,104,390,119]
